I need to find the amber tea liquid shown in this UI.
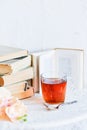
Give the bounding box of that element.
[41,78,67,104]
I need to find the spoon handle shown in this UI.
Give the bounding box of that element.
[56,100,77,109]
[64,100,77,105]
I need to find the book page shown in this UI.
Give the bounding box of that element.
[55,49,84,89]
[39,51,56,74]
[39,50,56,92]
[36,48,84,93]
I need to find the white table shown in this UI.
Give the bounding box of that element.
[0,88,87,130]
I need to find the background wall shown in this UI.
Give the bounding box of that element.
[0,0,87,86]
[0,0,43,51]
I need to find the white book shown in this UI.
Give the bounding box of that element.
[33,48,84,91]
[11,55,31,73]
[55,48,84,89]
[30,49,55,92]
[0,67,34,86]
[0,55,31,75]
[6,81,34,99]
[0,45,28,62]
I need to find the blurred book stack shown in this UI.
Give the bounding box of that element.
[0,45,34,99]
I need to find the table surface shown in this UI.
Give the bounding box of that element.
[0,87,87,130]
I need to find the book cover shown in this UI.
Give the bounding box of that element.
[0,45,28,62]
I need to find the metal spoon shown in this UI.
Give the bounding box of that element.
[43,100,77,110]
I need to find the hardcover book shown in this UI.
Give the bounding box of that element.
[0,67,34,86]
[6,81,34,99]
[31,48,84,92]
[0,55,31,75]
[0,45,28,62]
[31,49,55,92]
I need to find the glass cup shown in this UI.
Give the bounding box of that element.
[41,72,67,110]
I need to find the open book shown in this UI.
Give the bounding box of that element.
[31,48,84,92]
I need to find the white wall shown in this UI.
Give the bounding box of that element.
[0,0,87,86]
[0,0,87,50]
[0,0,43,51]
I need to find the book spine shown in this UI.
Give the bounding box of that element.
[0,67,34,86]
[31,55,39,93]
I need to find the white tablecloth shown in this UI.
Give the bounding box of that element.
[0,87,87,130]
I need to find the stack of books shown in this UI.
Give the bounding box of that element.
[0,45,34,99]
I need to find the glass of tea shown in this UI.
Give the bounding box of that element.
[41,72,67,110]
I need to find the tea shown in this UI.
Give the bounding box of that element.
[41,78,67,104]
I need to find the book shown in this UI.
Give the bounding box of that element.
[6,81,34,99]
[0,55,31,75]
[30,49,55,92]
[0,67,34,86]
[13,88,34,99]
[55,48,84,89]
[31,48,84,92]
[0,45,28,62]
